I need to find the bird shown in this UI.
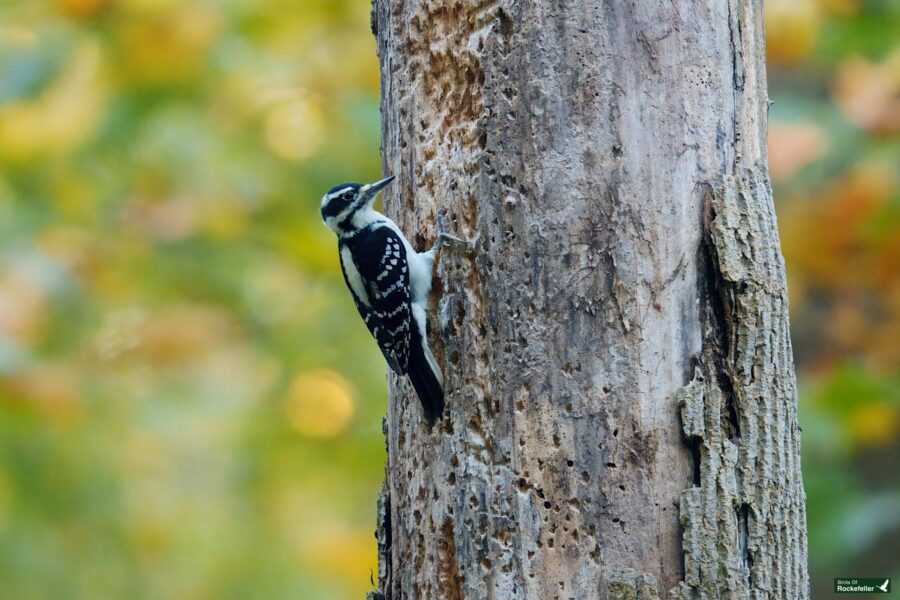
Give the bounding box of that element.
[320,175,466,425]
[877,580,889,593]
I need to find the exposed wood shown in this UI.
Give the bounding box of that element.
[370,1,808,598]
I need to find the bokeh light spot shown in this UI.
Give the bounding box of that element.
[765,0,821,65]
[264,90,325,161]
[283,370,354,438]
[849,404,900,447]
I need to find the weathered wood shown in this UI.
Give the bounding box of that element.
[371,1,808,598]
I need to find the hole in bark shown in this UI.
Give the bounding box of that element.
[448,472,456,485]
[689,437,702,486]
[605,462,617,468]
[581,471,590,482]
[723,377,742,440]
[517,478,528,492]
[612,428,618,437]
[566,459,574,467]
[553,434,561,448]
[543,500,552,509]
[496,7,514,36]
[453,302,465,328]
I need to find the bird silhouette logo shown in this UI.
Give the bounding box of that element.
[877,579,890,593]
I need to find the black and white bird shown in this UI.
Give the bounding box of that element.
[321,175,462,425]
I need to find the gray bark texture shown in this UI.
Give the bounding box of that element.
[369,1,808,599]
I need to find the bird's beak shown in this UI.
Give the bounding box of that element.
[360,175,395,202]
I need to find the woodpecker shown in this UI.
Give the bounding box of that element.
[321,175,463,425]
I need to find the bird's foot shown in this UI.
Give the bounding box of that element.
[435,208,475,252]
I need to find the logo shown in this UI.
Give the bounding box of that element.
[835,578,891,594]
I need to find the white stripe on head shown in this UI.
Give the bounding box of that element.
[321,186,357,208]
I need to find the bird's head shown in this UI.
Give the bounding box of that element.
[320,175,395,234]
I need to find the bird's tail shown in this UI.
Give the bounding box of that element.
[407,332,445,425]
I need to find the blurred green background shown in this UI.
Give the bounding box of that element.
[0,0,895,598]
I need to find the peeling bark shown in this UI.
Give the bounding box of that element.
[370,1,808,598]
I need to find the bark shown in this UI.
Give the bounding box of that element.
[369,1,808,599]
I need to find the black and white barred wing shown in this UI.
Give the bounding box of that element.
[339,227,411,374]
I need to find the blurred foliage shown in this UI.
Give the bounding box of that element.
[0,0,385,598]
[766,0,899,595]
[0,0,896,598]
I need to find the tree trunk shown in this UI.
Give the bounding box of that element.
[370,1,808,599]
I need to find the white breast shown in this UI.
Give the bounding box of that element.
[340,245,370,307]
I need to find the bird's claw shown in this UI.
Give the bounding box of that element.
[434,208,474,253]
[436,208,449,237]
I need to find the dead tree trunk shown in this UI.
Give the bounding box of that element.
[371,1,808,598]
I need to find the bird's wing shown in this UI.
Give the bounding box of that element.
[339,228,411,373]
